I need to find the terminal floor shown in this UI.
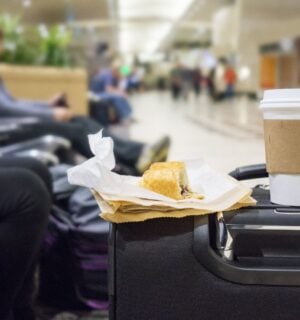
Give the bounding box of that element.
[130,91,265,174]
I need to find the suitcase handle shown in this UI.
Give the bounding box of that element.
[192,163,300,286]
[193,215,300,286]
[229,163,267,180]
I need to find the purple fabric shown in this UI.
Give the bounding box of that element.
[85,300,109,310]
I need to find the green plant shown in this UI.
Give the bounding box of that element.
[0,14,74,67]
[0,14,38,64]
[38,25,73,67]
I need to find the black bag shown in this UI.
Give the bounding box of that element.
[89,100,119,126]
[109,164,300,320]
[39,165,109,310]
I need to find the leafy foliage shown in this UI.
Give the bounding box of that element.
[0,14,38,64]
[38,24,73,67]
[0,14,73,67]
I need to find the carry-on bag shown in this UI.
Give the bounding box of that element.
[39,165,109,310]
[109,164,300,320]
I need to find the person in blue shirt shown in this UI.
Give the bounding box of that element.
[90,67,133,120]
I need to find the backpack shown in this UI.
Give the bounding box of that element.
[89,99,119,126]
[38,165,109,311]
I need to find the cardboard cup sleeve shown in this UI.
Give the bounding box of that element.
[264,119,300,174]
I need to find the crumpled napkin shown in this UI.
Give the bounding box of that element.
[68,131,256,223]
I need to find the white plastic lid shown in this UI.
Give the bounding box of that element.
[261,89,300,107]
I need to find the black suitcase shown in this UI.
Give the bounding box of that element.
[108,164,300,320]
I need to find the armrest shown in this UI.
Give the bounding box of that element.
[0,122,26,146]
[0,135,71,155]
[3,150,59,166]
[0,117,39,128]
[0,123,19,132]
[229,164,267,180]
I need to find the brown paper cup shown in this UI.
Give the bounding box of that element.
[261,89,300,206]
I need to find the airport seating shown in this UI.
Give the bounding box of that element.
[0,119,72,165]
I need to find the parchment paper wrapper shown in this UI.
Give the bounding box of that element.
[68,131,256,223]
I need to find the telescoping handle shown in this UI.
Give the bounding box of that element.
[229,163,267,181]
[193,163,300,287]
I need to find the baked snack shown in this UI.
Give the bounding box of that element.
[149,161,189,186]
[140,161,203,200]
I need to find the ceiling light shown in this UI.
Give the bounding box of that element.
[119,22,172,54]
[118,0,195,54]
[118,0,194,20]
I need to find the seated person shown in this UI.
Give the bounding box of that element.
[0,83,169,173]
[0,30,169,173]
[0,157,51,320]
[90,67,133,121]
[126,69,142,93]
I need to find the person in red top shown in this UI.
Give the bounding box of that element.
[224,63,237,99]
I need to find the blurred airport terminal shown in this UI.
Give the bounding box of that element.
[0,0,300,319]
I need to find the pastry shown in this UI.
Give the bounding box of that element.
[140,161,203,200]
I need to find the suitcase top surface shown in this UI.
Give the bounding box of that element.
[225,186,300,226]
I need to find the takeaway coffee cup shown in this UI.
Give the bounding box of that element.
[260,89,300,206]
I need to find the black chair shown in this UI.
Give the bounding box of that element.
[0,119,72,166]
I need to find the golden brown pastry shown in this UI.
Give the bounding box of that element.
[140,161,203,200]
[140,168,183,200]
[149,161,185,170]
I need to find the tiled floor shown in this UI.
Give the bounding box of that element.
[130,91,265,174]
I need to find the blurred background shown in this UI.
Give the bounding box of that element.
[1,0,300,171]
[1,1,300,319]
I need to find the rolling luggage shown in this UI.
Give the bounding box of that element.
[109,164,300,320]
